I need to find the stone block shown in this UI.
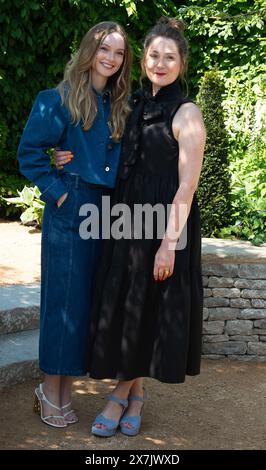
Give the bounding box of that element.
[247,342,266,355]
[230,298,251,308]
[238,309,266,320]
[235,279,266,289]
[241,289,266,299]
[202,321,224,335]
[225,320,253,336]
[202,341,247,355]
[208,277,234,288]
[204,297,230,308]
[203,334,229,343]
[251,299,266,308]
[202,264,238,277]
[208,307,238,321]
[213,288,240,298]
[238,265,266,279]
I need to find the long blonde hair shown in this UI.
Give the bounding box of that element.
[58,22,132,141]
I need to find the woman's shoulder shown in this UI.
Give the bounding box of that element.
[36,88,61,102]
[176,99,202,117]
[173,101,205,134]
[34,88,69,119]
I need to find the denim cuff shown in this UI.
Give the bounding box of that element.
[40,178,68,204]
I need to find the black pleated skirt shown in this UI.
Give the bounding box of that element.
[87,161,203,384]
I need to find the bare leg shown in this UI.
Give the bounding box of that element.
[40,374,67,426]
[61,376,78,423]
[121,377,145,429]
[94,379,135,430]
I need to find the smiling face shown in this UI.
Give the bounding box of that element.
[92,32,125,86]
[144,36,182,94]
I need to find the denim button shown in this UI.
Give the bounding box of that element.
[105,166,110,172]
[108,144,112,150]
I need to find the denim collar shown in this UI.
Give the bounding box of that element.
[93,86,111,100]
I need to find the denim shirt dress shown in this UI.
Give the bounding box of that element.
[17,88,122,375]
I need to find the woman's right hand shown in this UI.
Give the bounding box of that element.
[54,147,73,170]
[57,192,69,208]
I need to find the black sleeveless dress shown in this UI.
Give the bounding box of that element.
[88,80,203,384]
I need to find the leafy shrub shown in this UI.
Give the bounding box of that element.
[178,0,265,93]
[196,68,231,236]
[0,0,180,174]
[0,173,27,217]
[222,64,265,154]
[0,115,8,151]
[219,137,266,245]
[219,64,266,245]
[3,185,44,226]
[1,0,264,244]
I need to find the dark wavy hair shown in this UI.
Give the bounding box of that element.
[141,16,189,80]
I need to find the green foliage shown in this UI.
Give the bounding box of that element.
[177,0,265,93]
[0,116,8,150]
[3,185,45,226]
[222,64,265,153]
[196,68,231,236]
[219,137,266,245]
[1,0,265,244]
[0,0,180,174]
[219,63,266,245]
[0,173,27,217]
[1,0,264,171]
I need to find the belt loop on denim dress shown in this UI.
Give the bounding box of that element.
[74,174,79,190]
[68,173,80,190]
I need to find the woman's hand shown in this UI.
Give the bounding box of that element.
[153,240,175,282]
[54,147,73,170]
[57,192,69,208]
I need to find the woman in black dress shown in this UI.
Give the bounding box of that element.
[55,17,206,437]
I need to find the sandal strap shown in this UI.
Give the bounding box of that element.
[128,394,145,402]
[107,394,128,409]
[93,414,118,429]
[39,384,61,411]
[63,409,75,417]
[44,415,65,420]
[120,414,141,426]
[61,402,72,410]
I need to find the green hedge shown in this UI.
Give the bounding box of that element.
[1,1,264,236]
[197,69,231,236]
[0,173,27,217]
[1,1,264,174]
[0,0,180,174]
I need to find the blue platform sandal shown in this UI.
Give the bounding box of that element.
[120,394,145,436]
[91,395,128,437]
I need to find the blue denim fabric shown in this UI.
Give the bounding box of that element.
[40,173,110,375]
[17,88,121,204]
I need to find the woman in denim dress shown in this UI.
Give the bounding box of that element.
[17,21,132,428]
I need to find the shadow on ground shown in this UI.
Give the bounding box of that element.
[1,359,265,450]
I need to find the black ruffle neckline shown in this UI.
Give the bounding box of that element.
[119,80,185,180]
[140,78,183,103]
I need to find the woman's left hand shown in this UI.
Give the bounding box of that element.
[153,241,175,282]
[54,147,73,169]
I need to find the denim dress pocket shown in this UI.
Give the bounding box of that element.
[54,188,73,215]
[47,177,75,217]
